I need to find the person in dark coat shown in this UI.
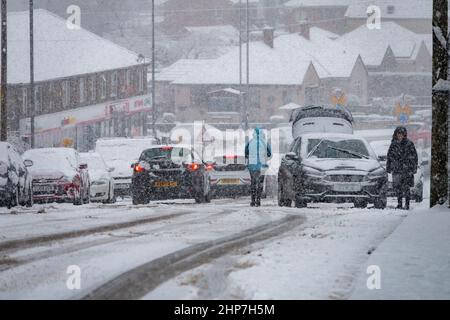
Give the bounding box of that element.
[245,127,272,207]
[386,126,418,210]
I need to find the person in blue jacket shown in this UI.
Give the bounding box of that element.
[245,127,272,207]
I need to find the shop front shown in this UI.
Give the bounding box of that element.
[20,95,152,151]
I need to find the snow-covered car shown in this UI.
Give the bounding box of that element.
[80,152,116,204]
[290,105,354,138]
[278,133,388,209]
[370,140,424,203]
[23,148,90,205]
[209,154,251,198]
[95,137,157,197]
[131,145,212,205]
[0,142,33,209]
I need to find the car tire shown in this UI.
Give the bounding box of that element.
[373,196,387,209]
[73,189,83,206]
[354,200,368,209]
[278,184,291,207]
[132,190,149,205]
[26,185,33,208]
[294,194,307,208]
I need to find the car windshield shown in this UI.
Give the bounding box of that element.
[140,147,192,164]
[306,138,369,159]
[24,151,76,170]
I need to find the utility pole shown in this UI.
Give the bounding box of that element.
[30,0,35,148]
[0,0,7,142]
[245,0,249,132]
[151,0,157,141]
[239,0,243,130]
[431,0,448,206]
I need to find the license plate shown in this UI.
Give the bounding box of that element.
[333,184,361,192]
[33,185,54,193]
[154,181,178,188]
[218,179,241,185]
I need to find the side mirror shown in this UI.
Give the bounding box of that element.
[108,167,115,172]
[378,156,387,162]
[24,159,33,167]
[285,152,298,160]
[79,163,88,170]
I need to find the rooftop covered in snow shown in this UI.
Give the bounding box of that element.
[157,27,362,86]
[1,9,144,84]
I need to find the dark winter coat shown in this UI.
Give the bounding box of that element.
[386,137,418,187]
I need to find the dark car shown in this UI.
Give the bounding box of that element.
[0,142,33,209]
[131,145,212,205]
[278,133,388,209]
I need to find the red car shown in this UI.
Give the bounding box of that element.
[404,122,431,147]
[23,148,90,205]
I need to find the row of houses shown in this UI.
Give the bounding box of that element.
[156,20,432,124]
[1,9,151,151]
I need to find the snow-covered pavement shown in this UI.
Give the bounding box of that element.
[0,195,418,300]
[351,204,450,300]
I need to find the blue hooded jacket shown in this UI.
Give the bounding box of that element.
[245,127,272,172]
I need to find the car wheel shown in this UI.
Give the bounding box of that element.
[73,189,83,206]
[132,190,149,205]
[354,200,368,209]
[373,196,387,209]
[294,194,307,208]
[277,183,291,207]
[26,185,33,208]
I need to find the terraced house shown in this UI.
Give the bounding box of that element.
[2,9,150,151]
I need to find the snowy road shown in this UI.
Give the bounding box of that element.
[0,196,418,299]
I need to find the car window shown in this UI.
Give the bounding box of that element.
[307,138,369,159]
[140,147,193,164]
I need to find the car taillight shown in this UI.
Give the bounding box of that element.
[206,164,215,171]
[185,163,199,172]
[134,164,145,173]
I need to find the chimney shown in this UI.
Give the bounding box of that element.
[263,27,275,48]
[299,20,310,40]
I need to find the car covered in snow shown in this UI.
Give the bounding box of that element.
[0,142,33,209]
[95,137,158,197]
[277,133,388,209]
[370,140,424,203]
[80,152,116,203]
[290,105,354,138]
[131,145,212,205]
[209,154,251,198]
[23,148,90,205]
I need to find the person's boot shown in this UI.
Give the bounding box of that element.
[251,195,256,207]
[396,197,403,209]
[256,197,261,207]
[405,198,410,210]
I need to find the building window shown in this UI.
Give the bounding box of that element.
[48,83,54,111]
[111,72,118,97]
[34,86,43,113]
[305,86,319,105]
[22,88,28,115]
[387,5,395,14]
[100,75,107,99]
[126,69,132,88]
[63,81,70,107]
[90,76,96,102]
[80,78,86,103]
[138,69,144,92]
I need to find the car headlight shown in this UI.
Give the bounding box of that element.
[303,166,325,178]
[368,167,386,180]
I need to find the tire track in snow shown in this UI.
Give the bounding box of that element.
[82,214,305,300]
[0,207,238,272]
